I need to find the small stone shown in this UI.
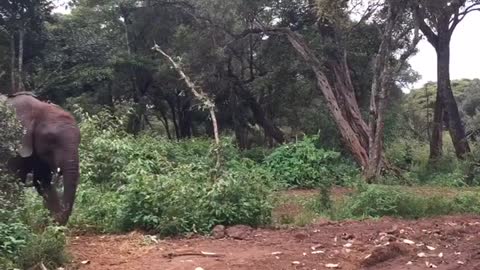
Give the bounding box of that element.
[294,232,309,241]
[341,233,355,240]
[362,243,410,267]
[403,239,415,245]
[212,225,226,239]
[386,225,398,235]
[225,225,253,240]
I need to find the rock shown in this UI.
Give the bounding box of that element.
[362,242,411,267]
[386,225,399,235]
[402,239,415,245]
[225,225,253,240]
[294,232,309,241]
[341,233,355,240]
[212,225,226,239]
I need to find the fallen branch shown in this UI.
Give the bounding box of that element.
[152,43,222,169]
[164,250,225,259]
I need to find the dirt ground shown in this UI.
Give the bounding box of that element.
[69,215,480,270]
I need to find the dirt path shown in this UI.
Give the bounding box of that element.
[69,215,480,270]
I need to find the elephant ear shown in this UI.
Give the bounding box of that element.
[18,120,34,158]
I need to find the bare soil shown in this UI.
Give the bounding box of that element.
[69,215,480,270]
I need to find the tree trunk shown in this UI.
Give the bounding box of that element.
[429,91,443,159]
[282,29,369,168]
[17,28,24,91]
[167,98,180,139]
[235,85,284,144]
[155,104,172,139]
[232,94,249,149]
[10,36,16,93]
[329,55,370,150]
[178,98,192,138]
[435,38,470,158]
[228,70,285,144]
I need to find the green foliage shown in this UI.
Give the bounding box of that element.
[16,226,68,270]
[335,185,480,220]
[265,136,359,189]
[452,192,480,214]
[385,134,480,187]
[119,159,272,235]
[71,110,273,235]
[403,79,480,142]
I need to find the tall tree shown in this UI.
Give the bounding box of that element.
[411,0,480,159]
[0,0,53,93]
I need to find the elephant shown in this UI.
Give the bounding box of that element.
[1,92,81,225]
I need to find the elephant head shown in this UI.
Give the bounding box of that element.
[4,92,81,225]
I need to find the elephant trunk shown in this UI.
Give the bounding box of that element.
[57,130,80,225]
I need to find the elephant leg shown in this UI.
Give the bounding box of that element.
[32,161,63,221]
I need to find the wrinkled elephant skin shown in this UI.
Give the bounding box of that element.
[3,92,81,225]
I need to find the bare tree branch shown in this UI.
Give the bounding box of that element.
[152,43,222,168]
[450,2,480,32]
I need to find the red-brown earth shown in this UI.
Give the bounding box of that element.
[69,215,480,270]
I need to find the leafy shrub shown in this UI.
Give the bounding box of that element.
[452,192,480,213]
[334,185,480,220]
[240,147,272,163]
[265,136,358,189]
[71,109,273,235]
[119,159,272,235]
[69,184,122,232]
[386,135,474,186]
[16,226,68,270]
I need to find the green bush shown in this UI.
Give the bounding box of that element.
[119,159,272,235]
[334,185,480,220]
[452,192,480,213]
[386,135,475,186]
[265,136,358,189]
[69,185,122,232]
[16,226,68,270]
[70,109,273,235]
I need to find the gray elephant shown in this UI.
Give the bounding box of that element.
[2,92,80,225]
